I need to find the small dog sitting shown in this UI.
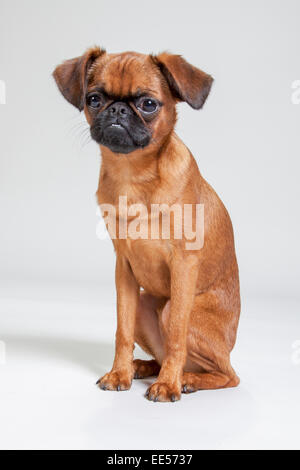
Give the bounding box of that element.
[53,47,240,402]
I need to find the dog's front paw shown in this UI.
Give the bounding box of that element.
[145,381,181,402]
[97,370,132,391]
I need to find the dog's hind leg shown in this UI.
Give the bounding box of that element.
[133,359,160,379]
[181,370,239,393]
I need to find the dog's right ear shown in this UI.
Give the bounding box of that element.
[53,47,105,111]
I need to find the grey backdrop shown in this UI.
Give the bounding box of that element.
[1,0,299,298]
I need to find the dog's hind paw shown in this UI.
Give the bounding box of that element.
[133,359,160,379]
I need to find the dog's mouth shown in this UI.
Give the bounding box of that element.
[105,122,132,138]
[90,120,151,154]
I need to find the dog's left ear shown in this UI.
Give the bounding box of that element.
[53,47,105,111]
[153,52,213,109]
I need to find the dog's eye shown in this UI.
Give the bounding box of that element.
[138,99,158,113]
[87,94,101,108]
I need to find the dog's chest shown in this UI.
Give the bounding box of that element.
[118,237,171,297]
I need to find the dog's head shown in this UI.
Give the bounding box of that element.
[53,47,213,155]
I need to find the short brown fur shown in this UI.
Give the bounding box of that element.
[53,47,241,402]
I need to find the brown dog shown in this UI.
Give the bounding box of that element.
[53,47,241,402]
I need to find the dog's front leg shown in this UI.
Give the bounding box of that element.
[146,254,198,402]
[97,255,139,391]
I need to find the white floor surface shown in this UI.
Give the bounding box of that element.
[0,281,299,450]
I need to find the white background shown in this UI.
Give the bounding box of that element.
[0,0,300,450]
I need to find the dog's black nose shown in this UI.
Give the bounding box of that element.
[109,102,130,117]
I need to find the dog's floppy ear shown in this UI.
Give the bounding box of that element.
[53,47,105,111]
[153,52,213,109]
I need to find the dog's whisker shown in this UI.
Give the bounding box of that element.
[67,122,92,147]
[81,135,92,148]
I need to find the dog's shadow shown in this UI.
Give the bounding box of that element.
[2,333,115,377]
